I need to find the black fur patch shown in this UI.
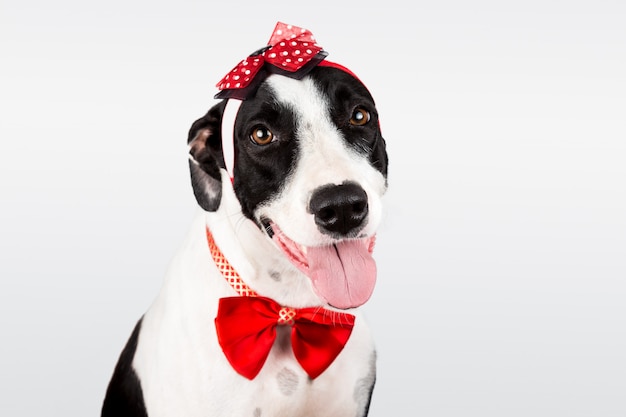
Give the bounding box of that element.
[232,85,300,221]
[101,318,148,417]
[312,67,388,178]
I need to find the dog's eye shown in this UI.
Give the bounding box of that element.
[349,107,370,126]
[250,126,274,145]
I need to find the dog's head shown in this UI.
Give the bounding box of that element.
[188,27,388,310]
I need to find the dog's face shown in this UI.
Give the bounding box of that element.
[188,66,388,309]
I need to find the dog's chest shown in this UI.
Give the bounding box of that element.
[131,215,376,417]
[135,303,374,417]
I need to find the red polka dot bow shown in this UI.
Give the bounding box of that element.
[215,22,328,100]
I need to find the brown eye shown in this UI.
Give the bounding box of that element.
[350,107,370,126]
[250,125,274,145]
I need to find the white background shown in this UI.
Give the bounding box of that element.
[1,0,625,416]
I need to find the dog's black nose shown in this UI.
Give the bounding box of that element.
[309,182,369,236]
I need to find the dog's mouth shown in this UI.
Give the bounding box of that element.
[262,220,377,310]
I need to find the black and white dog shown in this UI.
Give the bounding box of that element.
[102,23,388,417]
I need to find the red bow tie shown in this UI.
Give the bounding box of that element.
[215,296,355,379]
[206,228,355,379]
[215,21,328,100]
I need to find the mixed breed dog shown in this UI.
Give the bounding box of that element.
[102,22,389,417]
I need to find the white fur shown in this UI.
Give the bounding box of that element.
[132,74,383,416]
[133,174,376,416]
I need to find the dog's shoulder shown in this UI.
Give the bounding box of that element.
[101,318,148,417]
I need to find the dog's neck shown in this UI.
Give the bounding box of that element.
[203,170,322,308]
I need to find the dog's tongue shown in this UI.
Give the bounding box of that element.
[306,240,376,310]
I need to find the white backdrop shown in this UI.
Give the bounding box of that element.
[1,1,625,416]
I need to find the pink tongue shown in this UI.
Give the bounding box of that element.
[307,240,377,309]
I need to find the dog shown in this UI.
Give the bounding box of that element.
[102,22,388,417]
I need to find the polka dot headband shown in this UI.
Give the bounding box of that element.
[215,22,365,177]
[215,22,329,100]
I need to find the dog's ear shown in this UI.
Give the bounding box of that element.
[187,100,227,212]
[372,133,389,179]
